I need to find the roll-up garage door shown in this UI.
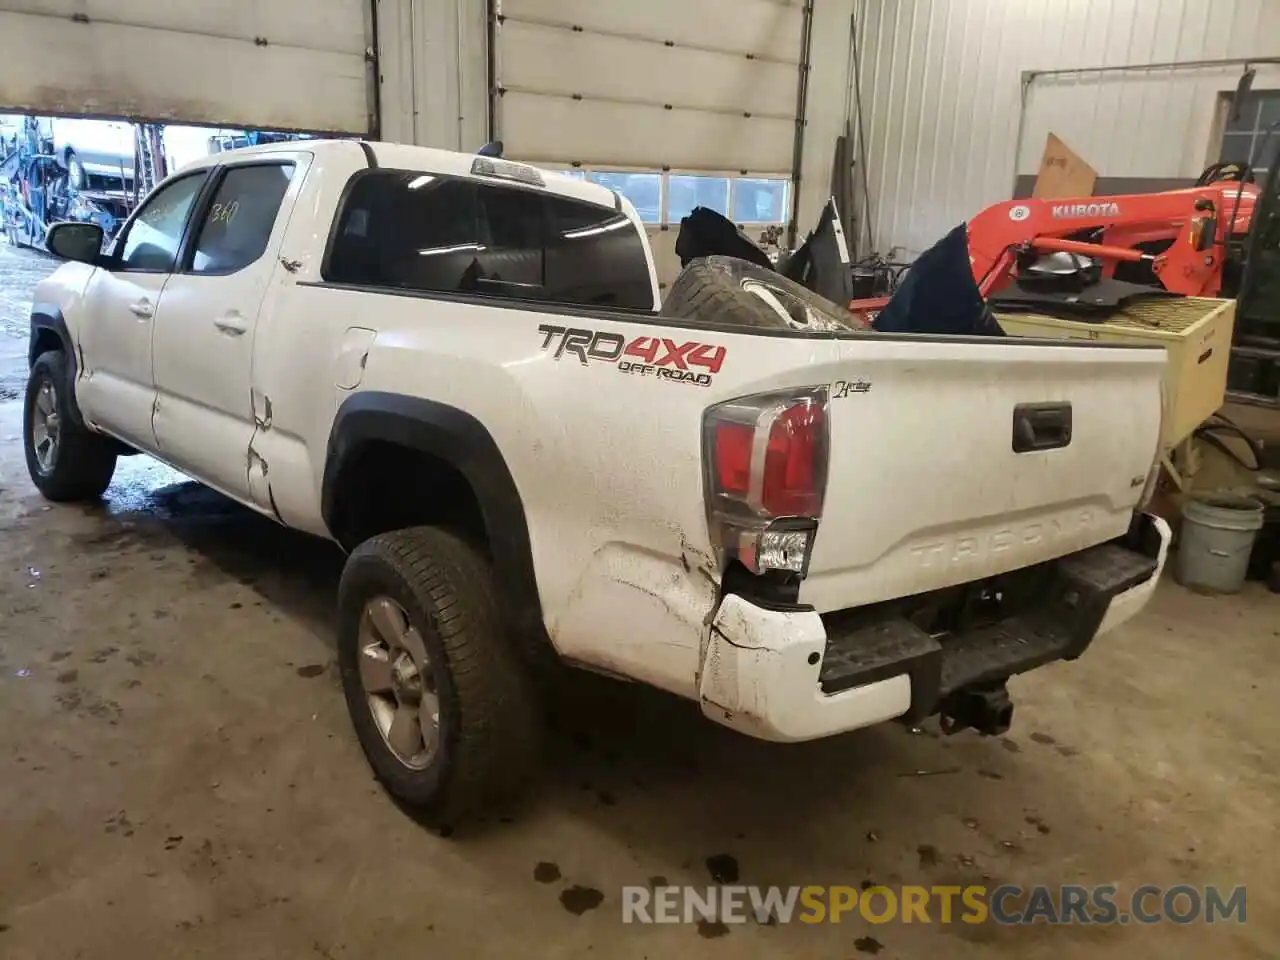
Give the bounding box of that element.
[0,0,375,133]
[494,0,806,180]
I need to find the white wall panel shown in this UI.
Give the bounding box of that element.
[0,0,373,132]
[376,0,489,150]
[500,20,799,120]
[502,0,804,62]
[1021,63,1280,179]
[493,0,859,238]
[796,0,856,234]
[855,0,1280,257]
[500,90,796,171]
[496,0,805,175]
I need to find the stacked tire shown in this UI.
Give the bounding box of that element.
[661,255,858,332]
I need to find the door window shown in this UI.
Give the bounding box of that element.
[327,173,487,294]
[327,172,547,297]
[116,172,206,272]
[325,170,653,308]
[189,163,295,274]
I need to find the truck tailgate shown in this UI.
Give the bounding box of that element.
[799,339,1165,613]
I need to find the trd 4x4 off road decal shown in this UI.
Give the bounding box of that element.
[537,324,726,387]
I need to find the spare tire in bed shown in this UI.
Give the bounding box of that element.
[661,256,858,333]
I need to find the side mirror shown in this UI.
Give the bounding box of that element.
[45,221,104,264]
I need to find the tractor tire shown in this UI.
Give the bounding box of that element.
[661,255,858,333]
[338,527,541,825]
[24,350,117,501]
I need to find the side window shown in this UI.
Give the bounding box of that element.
[326,172,550,298]
[189,163,294,274]
[545,196,654,310]
[326,172,484,292]
[117,173,206,272]
[324,170,653,310]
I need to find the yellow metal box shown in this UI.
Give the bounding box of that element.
[995,297,1236,448]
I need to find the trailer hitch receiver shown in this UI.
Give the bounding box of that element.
[939,683,1014,737]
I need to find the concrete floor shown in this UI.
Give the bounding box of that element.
[1,241,1277,959]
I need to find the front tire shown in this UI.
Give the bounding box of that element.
[338,527,540,824]
[24,350,117,501]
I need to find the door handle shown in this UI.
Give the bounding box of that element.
[129,300,153,318]
[1012,402,1073,453]
[214,315,249,336]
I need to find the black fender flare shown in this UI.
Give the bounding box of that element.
[28,304,87,429]
[322,392,544,637]
[29,303,74,368]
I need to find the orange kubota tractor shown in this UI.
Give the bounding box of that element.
[845,159,1280,407]
[674,156,1280,405]
[848,164,1260,323]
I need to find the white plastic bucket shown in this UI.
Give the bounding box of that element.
[1176,493,1265,594]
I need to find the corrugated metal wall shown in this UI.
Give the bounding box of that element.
[854,0,1280,257]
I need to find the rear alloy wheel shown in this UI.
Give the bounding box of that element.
[338,527,540,824]
[24,350,117,501]
[357,595,442,770]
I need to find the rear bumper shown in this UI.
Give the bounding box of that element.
[699,513,1170,742]
[1094,515,1170,637]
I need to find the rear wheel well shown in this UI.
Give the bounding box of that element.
[328,441,486,552]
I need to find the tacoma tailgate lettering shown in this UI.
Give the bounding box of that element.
[909,509,1099,568]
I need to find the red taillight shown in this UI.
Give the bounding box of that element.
[761,402,823,516]
[714,422,754,497]
[706,390,828,519]
[704,388,829,577]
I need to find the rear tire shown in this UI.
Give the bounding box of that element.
[24,350,117,501]
[662,255,857,332]
[338,527,540,824]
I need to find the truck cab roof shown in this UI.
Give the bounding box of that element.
[180,139,622,212]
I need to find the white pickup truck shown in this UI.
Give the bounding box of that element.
[25,140,1171,821]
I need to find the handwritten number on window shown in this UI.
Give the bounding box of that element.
[209,200,240,226]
